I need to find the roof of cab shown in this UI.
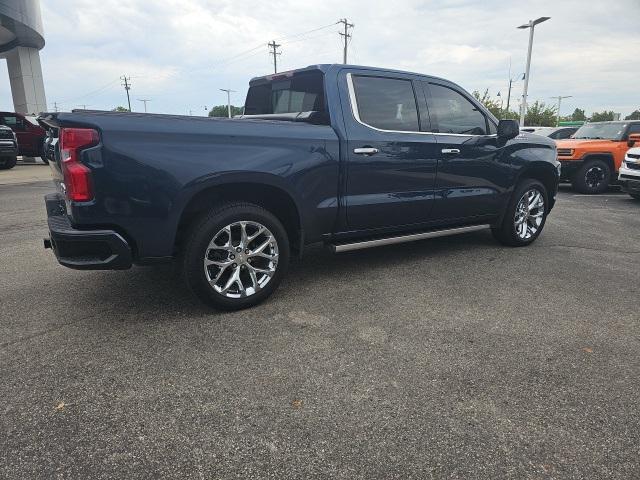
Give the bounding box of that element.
[249,63,450,85]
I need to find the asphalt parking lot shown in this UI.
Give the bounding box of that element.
[1,164,639,479]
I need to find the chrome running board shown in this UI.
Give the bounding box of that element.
[331,224,490,253]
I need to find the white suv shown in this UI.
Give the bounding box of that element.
[619,147,640,200]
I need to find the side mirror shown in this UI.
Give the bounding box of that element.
[497,119,519,141]
[627,133,640,147]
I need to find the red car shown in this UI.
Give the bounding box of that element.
[0,111,48,162]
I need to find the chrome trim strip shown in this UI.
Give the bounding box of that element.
[331,224,490,253]
[345,73,497,138]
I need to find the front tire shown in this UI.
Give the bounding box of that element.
[182,202,290,310]
[0,156,17,170]
[492,179,548,247]
[571,159,611,194]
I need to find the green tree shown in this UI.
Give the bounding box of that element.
[590,110,615,122]
[571,108,586,122]
[524,101,557,126]
[625,110,640,120]
[472,89,502,118]
[111,106,129,112]
[208,105,244,117]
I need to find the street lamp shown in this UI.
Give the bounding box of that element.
[550,95,572,127]
[517,16,550,127]
[220,88,236,118]
[506,72,525,114]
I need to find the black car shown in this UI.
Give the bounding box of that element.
[0,125,18,170]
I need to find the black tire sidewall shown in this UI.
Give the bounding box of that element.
[499,179,548,246]
[573,159,611,194]
[0,156,17,170]
[183,203,290,310]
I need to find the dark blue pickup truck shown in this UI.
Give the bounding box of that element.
[40,64,560,310]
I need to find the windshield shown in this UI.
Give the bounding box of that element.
[244,70,327,122]
[573,122,627,140]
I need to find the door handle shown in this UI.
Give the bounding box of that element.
[354,147,379,155]
[441,148,460,154]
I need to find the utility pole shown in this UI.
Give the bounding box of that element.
[120,75,132,111]
[268,41,281,73]
[338,18,354,64]
[137,98,151,113]
[220,89,236,118]
[517,17,550,127]
[550,95,572,126]
[77,104,91,110]
[53,102,59,112]
[506,73,524,113]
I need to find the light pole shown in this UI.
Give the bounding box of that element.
[517,16,550,127]
[220,89,236,118]
[506,73,525,113]
[137,98,151,113]
[550,95,572,126]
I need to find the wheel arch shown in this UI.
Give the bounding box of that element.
[581,153,616,175]
[175,178,303,256]
[516,162,559,211]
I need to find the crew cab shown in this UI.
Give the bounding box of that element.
[39,64,560,310]
[555,121,640,194]
[0,111,47,161]
[0,124,18,170]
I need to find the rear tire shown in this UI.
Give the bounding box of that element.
[571,159,611,194]
[182,202,290,310]
[0,156,17,170]
[492,179,548,247]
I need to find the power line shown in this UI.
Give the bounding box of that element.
[120,75,132,111]
[338,18,354,64]
[268,40,282,73]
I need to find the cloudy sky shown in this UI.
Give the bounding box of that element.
[1,0,639,117]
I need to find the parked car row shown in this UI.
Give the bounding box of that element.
[527,120,640,199]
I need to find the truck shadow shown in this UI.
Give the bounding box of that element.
[82,230,498,319]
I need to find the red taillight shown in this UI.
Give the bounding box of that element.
[59,128,99,202]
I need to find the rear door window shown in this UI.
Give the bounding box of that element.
[351,75,420,132]
[244,71,326,117]
[426,83,488,135]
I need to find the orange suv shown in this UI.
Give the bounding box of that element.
[556,121,640,193]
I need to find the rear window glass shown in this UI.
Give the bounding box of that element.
[244,71,326,118]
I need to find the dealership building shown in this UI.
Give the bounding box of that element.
[0,0,47,114]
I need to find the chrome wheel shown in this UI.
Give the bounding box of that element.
[514,188,545,240]
[203,221,279,299]
[585,165,605,190]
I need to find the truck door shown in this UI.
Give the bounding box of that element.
[422,81,507,221]
[341,71,439,230]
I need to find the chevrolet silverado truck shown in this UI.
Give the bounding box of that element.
[555,120,640,194]
[0,124,18,170]
[39,64,560,310]
[619,146,640,200]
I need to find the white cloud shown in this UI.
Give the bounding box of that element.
[1,0,638,116]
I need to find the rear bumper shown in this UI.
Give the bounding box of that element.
[44,193,132,270]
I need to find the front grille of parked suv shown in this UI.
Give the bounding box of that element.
[0,129,14,140]
[557,148,573,157]
[627,153,640,160]
[626,161,640,171]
